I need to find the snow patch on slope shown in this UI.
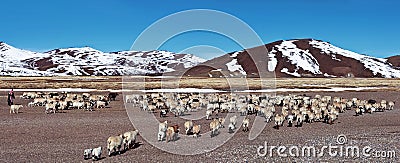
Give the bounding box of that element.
[226,59,247,75]
[268,48,278,71]
[180,54,206,68]
[276,40,322,74]
[0,42,52,76]
[310,40,400,78]
[281,68,301,77]
[324,73,336,77]
[226,51,247,75]
[230,51,242,58]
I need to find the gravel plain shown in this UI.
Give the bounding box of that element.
[0,90,399,162]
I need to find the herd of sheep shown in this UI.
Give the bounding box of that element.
[126,92,396,141]
[6,91,140,160]
[9,91,119,114]
[5,91,396,160]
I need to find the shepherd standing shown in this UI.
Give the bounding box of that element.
[7,89,15,106]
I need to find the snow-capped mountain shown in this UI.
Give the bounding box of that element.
[181,39,400,78]
[2,39,400,78]
[0,42,205,76]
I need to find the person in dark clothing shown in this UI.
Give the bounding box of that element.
[7,89,15,106]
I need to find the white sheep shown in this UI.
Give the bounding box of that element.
[220,103,229,113]
[314,112,322,122]
[296,114,304,127]
[206,110,213,120]
[10,105,23,114]
[287,114,294,127]
[184,121,193,135]
[307,112,315,123]
[91,146,102,161]
[228,123,236,133]
[159,109,168,117]
[107,135,124,156]
[229,115,237,127]
[83,149,92,160]
[84,101,93,111]
[218,117,225,128]
[123,130,139,150]
[72,101,85,109]
[28,102,36,107]
[45,103,56,114]
[192,125,201,138]
[82,93,91,100]
[158,121,168,141]
[33,98,47,106]
[206,103,216,110]
[264,110,273,123]
[242,117,250,132]
[147,104,156,113]
[21,92,36,99]
[210,119,221,137]
[281,107,289,118]
[274,114,284,129]
[388,101,395,110]
[125,94,135,103]
[328,114,337,125]
[175,105,185,116]
[96,101,107,109]
[380,100,387,107]
[355,107,364,116]
[239,106,247,116]
[346,101,353,109]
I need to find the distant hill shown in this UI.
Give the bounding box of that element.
[0,42,205,76]
[179,39,400,78]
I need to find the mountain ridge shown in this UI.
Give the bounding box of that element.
[1,39,400,78]
[0,42,206,76]
[180,39,400,78]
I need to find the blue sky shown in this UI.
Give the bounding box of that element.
[0,0,399,59]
